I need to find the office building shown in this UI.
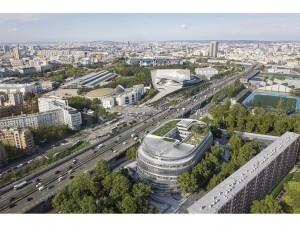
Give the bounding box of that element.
[0,142,8,168]
[210,42,218,58]
[137,119,213,193]
[8,92,24,106]
[3,45,10,54]
[188,132,300,214]
[0,128,34,153]
[12,47,21,59]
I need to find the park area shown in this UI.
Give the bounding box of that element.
[243,92,300,114]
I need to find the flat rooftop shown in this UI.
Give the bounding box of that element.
[188,132,299,214]
[144,119,209,159]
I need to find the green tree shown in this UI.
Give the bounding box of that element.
[251,195,284,213]
[282,181,300,213]
[211,146,224,161]
[111,174,132,199]
[126,147,138,160]
[177,172,199,194]
[68,96,92,110]
[79,195,97,213]
[119,194,137,213]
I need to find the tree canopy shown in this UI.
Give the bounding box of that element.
[251,195,284,213]
[52,160,159,213]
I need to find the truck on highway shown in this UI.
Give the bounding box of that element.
[13,180,28,190]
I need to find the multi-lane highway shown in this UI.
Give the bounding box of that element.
[0,65,256,213]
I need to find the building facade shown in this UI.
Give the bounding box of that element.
[12,47,21,59]
[8,92,24,106]
[188,132,300,214]
[38,97,82,130]
[0,128,34,153]
[0,83,42,94]
[0,97,82,130]
[136,119,213,193]
[210,42,218,58]
[86,84,145,108]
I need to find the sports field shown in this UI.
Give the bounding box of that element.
[243,92,300,113]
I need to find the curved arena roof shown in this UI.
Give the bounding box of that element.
[85,88,115,98]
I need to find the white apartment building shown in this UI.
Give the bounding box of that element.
[0,97,82,130]
[38,97,82,130]
[8,92,24,106]
[0,83,42,94]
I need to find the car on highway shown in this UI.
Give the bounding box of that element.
[112,149,117,153]
[27,197,33,202]
[72,159,78,164]
[58,175,66,181]
[123,141,127,145]
[67,165,72,170]
[39,186,46,191]
[98,144,104,148]
[36,182,42,188]
[54,170,60,174]
[68,169,74,174]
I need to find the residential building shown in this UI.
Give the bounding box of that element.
[12,47,21,59]
[136,119,213,193]
[8,92,24,106]
[38,97,82,130]
[0,128,34,153]
[0,83,42,94]
[10,59,23,67]
[0,97,82,130]
[210,42,218,58]
[188,132,300,214]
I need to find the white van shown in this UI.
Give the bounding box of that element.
[38,186,45,191]
[58,176,66,181]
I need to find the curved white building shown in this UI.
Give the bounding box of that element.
[150,69,203,103]
[137,119,213,193]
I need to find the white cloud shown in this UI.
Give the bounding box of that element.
[6,28,19,32]
[179,24,188,29]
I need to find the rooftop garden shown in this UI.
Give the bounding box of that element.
[152,120,180,137]
[185,125,209,146]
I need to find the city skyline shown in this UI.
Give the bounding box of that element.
[1,14,300,43]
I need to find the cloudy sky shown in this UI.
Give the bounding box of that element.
[0,14,300,43]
